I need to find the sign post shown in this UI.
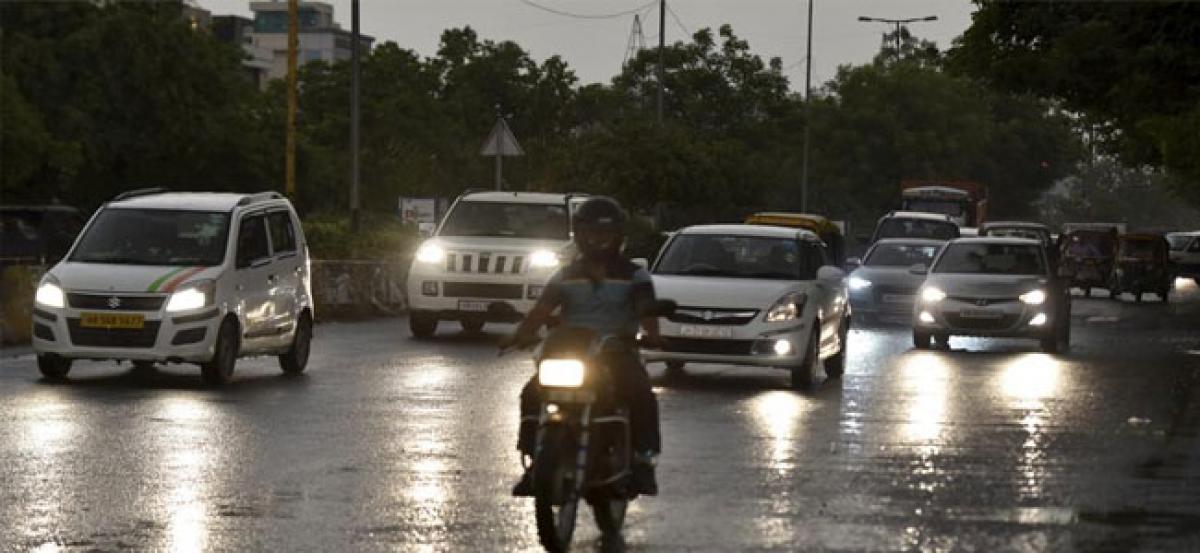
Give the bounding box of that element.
[480,108,524,191]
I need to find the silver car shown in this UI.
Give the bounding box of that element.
[846,239,945,323]
[911,237,1071,353]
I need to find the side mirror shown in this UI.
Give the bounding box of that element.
[908,263,929,276]
[633,258,649,269]
[639,299,677,318]
[816,265,846,283]
[844,257,862,271]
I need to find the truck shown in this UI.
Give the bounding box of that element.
[899,180,988,228]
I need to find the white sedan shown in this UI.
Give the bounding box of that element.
[642,224,850,389]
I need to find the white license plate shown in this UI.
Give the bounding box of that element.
[959,308,1002,319]
[458,300,489,312]
[882,294,913,304]
[678,325,734,339]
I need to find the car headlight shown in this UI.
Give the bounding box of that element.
[848,276,872,291]
[1019,289,1046,305]
[529,249,560,269]
[765,292,808,322]
[538,359,585,388]
[35,278,65,308]
[920,286,947,303]
[415,243,446,264]
[165,280,215,312]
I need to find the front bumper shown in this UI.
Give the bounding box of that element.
[912,298,1055,338]
[31,304,222,363]
[641,319,814,368]
[406,268,550,322]
[849,289,915,317]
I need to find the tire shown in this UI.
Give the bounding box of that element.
[913,330,932,350]
[1135,291,1143,303]
[589,494,628,537]
[664,361,686,378]
[459,319,485,334]
[534,425,579,553]
[408,312,438,339]
[37,354,71,380]
[823,319,849,379]
[790,327,820,390]
[1086,287,1093,298]
[201,319,239,386]
[279,312,313,374]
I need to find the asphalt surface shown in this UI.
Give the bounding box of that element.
[2,281,1199,552]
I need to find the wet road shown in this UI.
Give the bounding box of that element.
[3,282,1200,552]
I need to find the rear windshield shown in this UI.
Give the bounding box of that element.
[985,227,1049,243]
[439,201,568,240]
[70,208,230,266]
[875,218,959,241]
[904,200,965,217]
[655,234,820,280]
[933,243,1046,276]
[1167,234,1193,251]
[865,243,941,267]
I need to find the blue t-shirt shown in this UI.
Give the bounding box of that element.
[540,258,656,338]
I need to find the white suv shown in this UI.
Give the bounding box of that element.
[406,191,584,337]
[31,189,314,385]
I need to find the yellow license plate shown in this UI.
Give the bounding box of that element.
[80,312,145,329]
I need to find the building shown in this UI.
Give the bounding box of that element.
[212,15,274,88]
[248,1,374,83]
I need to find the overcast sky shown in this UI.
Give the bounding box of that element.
[197,0,977,89]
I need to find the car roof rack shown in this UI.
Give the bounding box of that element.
[112,187,168,201]
[236,191,285,207]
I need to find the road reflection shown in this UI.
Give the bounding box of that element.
[153,396,216,553]
[749,390,805,473]
[12,392,78,549]
[898,352,951,445]
[998,354,1062,501]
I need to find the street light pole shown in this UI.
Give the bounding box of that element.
[800,0,813,213]
[350,0,361,232]
[656,0,665,124]
[857,15,937,60]
[285,0,298,198]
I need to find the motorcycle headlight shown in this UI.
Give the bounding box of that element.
[920,286,947,303]
[848,276,872,291]
[35,277,65,308]
[765,292,808,322]
[415,242,446,264]
[529,249,560,269]
[166,280,215,312]
[1019,289,1047,305]
[538,359,585,388]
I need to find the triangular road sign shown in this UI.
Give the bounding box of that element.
[481,117,524,157]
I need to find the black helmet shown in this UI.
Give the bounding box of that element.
[572,197,627,261]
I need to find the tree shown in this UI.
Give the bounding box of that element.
[949,1,1200,203]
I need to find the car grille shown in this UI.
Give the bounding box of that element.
[873,285,917,303]
[67,319,161,348]
[668,307,759,326]
[67,293,165,311]
[947,297,1017,307]
[441,282,524,299]
[446,252,525,275]
[663,337,754,355]
[944,313,1020,331]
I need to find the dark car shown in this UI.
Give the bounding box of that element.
[0,205,87,267]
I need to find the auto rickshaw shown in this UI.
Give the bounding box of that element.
[1109,233,1173,303]
[745,212,846,266]
[1058,228,1117,297]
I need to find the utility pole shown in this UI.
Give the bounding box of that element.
[800,0,813,213]
[285,0,298,197]
[857,15,938,61]
[350,0,361,232]
[656,0,665,124]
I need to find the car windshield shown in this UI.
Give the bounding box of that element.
[904,200,965,217]
[933,243,1046,275]
[655,234,817,280]
[438,201,568,239]
[865,243,941,267]
[1167,234,1193,251]
[69,208,230,266]
[876,218,959,241]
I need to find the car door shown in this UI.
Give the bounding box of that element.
[266,209,302,341]
[234,213,275,350]
[812,241,847,344]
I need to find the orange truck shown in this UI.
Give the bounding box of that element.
[899,180,988,228]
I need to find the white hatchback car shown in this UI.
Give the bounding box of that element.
[31,189,314,385]
[642,224,850,389]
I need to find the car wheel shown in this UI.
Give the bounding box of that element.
[1086,287,1093,298]
[201,318,239,386]
[37,354,72,380]
[409,312,438,339]
[823,320,849,379]
[664,361,686,379]
[913,330,932,349]
[1135,290,1143,303]
[460,319,485,334]
[279,311,312,374]
[790,328,819,390]
[1160,288,1170,303]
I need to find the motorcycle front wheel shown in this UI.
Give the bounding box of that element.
[588,493,628,535]
[534,425,580,552]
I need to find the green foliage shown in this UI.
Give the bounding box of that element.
[1036,159,1200,231]
[301,213,422,260]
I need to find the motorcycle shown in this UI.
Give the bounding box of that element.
[503,300,675,553]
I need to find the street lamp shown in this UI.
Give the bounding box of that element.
[858,15,937,60]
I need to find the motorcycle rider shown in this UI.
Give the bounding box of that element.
[500,196,664,496]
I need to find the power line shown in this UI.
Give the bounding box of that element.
[665,4,690,37]
[517,0,658,20]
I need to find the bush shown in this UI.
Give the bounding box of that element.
[301,212,422,261]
